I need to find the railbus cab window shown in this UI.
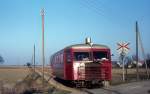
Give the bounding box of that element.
[74,52,91,61]
[93,51,108,60]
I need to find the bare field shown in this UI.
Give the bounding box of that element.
[0,67,29,85]
[0,66,70,94]
[112,68,150,85]
[0,66,149,86]
[41,67,150,85]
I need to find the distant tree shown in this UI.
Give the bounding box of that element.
[131,55,136,61]
[131,54,144,67]
[146,53,150,60]
[145,53,150,68]
[26,62,31,68]
[0,55,4,64]
[131,54,143,62]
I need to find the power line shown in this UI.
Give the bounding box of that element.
[138,28,149,79]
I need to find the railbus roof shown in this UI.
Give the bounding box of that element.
[51,44,110,57]
[65,44,110,49]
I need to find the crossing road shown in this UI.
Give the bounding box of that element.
[87,80,150,94]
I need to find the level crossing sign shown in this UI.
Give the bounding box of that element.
[117,42,130,55]
[117,42,130,82]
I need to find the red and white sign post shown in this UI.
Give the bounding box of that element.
[117,42,130,82]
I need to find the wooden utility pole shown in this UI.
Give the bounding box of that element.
[41,8,45,88]
[136,21,139,81]
[33,44,35,72]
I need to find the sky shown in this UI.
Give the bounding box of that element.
[0,0,150,65]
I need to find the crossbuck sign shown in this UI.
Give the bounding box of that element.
[117,42,130,55]
[117,42,130,82]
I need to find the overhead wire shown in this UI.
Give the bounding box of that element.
[138,30,149,79]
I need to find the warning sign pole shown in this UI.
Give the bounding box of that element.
[117,42,130,82]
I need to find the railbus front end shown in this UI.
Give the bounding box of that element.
[50,39,112,87]
[71,46,111,87]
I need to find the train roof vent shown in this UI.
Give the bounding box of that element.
[85,37,93,46]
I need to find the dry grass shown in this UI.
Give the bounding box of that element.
[112,68,150,85]
[0,66,149,88]
[0,67,29,84]
[39,67,150,85]
[0,67,30,94]
[0,66,70,94]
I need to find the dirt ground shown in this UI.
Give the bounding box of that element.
[0,66,70,94]
[39,66,150,85]
[0,67,29,93]
[112,68,150,85]
[0,66,150,94]
[0,67,29,85]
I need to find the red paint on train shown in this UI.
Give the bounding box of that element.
[50,43,112,86]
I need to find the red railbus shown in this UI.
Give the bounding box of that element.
[50,40,112,87]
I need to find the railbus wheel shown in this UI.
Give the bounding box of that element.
[86,81,92,89]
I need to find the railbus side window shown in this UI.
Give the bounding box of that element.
[60,53,63,63]
[66,50,72,63]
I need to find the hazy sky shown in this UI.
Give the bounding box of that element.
[0,0,150,65]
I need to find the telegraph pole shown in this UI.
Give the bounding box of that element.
[33,44,35,72]
[41,8,45,88]
[136,21,139,81]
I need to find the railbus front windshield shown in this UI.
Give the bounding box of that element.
[93,51,108,60]
[73,51,108,61]
[74,52,91,61]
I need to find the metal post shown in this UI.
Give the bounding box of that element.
[117,42,130,82]
[122,53,125,82]
[136,21,139,81]
[125,65,127,81]
[41,8,45,88]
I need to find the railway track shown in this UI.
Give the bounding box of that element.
[79,89,94,94]
[34,67,92,94]
[27,67,150,94]
[34,67,117,94]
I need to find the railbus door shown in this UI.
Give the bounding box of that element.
[64,49,73,80]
